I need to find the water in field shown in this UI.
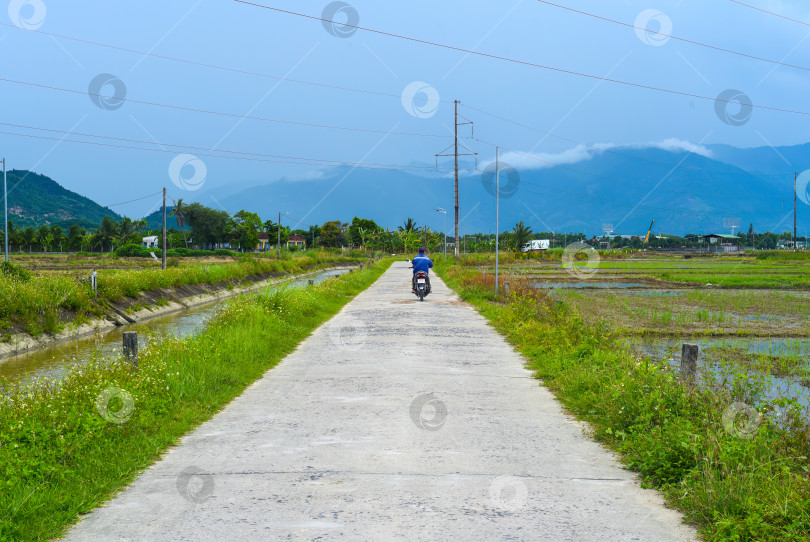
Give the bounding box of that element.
[0,269,349,385]
[531,282,648,289]
[626,336,810,407]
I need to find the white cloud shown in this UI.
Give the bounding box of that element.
[480,139,713,172]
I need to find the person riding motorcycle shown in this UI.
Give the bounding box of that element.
[411,247,433,293]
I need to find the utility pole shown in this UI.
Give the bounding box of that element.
[161,187,167,270]
[794,172,798,251]
[435,208,447,261]
[495,147,500,294]
[2,158,7,262]
[434,100,476,260]
[454,100,459,258]
[277,211,282,259]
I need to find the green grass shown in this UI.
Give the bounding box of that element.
[436,260,810,541]
[0,252,365,336]
[0,259,391,541]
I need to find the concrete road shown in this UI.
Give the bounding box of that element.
[66,262,696,541]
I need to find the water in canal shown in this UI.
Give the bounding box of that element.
[0,269,349,385]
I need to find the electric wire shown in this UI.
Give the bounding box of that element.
[536,0,810,73]
[0,76,449,139]
[0,128,452,172]
[0,120,437,171]
[729,0,810,27]
[103,192,162,207]
[234,1,810,118]
[0,21,449,106]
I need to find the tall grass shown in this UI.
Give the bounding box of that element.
[0,259,390,540]
[437,261,810,541]
[0,252,364,336]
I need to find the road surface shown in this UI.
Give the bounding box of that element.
[65,261,695,541]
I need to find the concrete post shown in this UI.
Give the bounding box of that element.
[123,331,138,368]
[680,343,698,382]
[504,281,510,293]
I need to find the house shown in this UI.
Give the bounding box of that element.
[287,234,306,249]
[702,234,742,252]
[142,236,158,249]
[257,232,270,251]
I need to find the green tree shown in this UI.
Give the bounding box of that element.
[51,225,66,251]
[21,227,35,252]
[399,218,417,233]
[94,216,119,252]
[319,220,345,248]
[170,199,189,248]
[263,219,290,247]
[68,224,86,250]
[512,221,532,250]
[185,203,231,249]
[347,217,379,246]
[37,225,51,251]
[232,210,262,251]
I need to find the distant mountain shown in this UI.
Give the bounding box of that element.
[210,144,803,236]
[2,170,122,229]
[5,139,809,237]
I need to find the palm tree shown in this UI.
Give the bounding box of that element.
[170,199,189,248]
[512,221,532,250]
[399,218,417,233]
[95,216,119,252]
[119,217,134,245]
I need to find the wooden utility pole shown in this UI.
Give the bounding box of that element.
[277,211,281,259]
[161,187,167,269]
[454,100,459,258]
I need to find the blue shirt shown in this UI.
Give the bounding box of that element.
[412,254,433,274]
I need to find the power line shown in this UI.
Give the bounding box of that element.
[536,0,810,73]
[729,0,810,27]
[0,21,449,106]
[0,120,436,171]
[0,76,449,139]
[0,128,459,172]
[103,192,162,207]
[462,103,788,178]
[235,1,810,118]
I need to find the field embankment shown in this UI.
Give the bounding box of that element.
[0,258,391,541]
[436,259,810,541]
[0,251,369,356]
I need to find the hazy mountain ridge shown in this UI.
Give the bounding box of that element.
[5,141,808,236]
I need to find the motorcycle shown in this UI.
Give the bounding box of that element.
[408,260,431,301]
[414,270,430,301]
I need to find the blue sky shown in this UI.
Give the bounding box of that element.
[2,0,810,219]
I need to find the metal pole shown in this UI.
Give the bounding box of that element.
[495,147,500,294]
[3,158,7,262]
[454,100,459,258]
[161,187,167,270]
[794,172,798,252]
[444,211,447,260]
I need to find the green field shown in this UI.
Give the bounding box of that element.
[437,253,810,541]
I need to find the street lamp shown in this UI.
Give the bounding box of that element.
[434,208,447,260]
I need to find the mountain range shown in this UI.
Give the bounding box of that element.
[4,141,808,236]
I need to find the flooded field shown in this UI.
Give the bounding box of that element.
[0,269,349,385]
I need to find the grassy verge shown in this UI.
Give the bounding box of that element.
[0,250,366,337]
[0,259,391,541]
[436,260,810,541]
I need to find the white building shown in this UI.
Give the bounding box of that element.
[142,236,159,249]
